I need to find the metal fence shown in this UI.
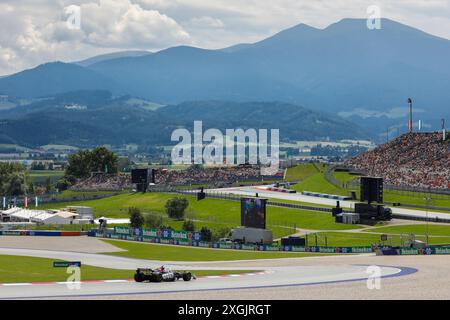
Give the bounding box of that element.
[1,192,122,207]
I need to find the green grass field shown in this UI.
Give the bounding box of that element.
[291,170,354,196]
[39,192,360,239]
[0,255,257,283]
[333,171,359,184]
[368,224,450,236]
[102,240,330,261]
[288,164,450,209]
[285,163,319,181]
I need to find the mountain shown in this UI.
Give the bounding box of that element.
[0,62,123,98]
[0,97,369,147]
[87,18,450,115]
[1,18,449,119]
[74,50,151,67]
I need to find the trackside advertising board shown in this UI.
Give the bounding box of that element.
[113,227,201,241]
[96,231,450,255]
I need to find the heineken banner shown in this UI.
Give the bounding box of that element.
[113,227,201,242]
[104,229,450,255]
[114,226,130,235]
[263,245,280,251]
[241,244,256,251]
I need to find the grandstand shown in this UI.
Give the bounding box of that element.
[346,132,449,190]
[154,165,263,186]
[70,172,132,191]
[69,165,273,191]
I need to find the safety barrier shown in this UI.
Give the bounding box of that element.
[377,246,450,255]
[96,230,375,254]
[302,191,352,201]
[96,232,450,255]
[0,230,91,236]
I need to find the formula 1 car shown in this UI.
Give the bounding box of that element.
[134,266,195,283]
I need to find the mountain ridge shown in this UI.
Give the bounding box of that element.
[0,18,449,119]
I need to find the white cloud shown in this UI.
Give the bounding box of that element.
[0,0,450,75]
[77,0,190,48]
[189,16,224,29]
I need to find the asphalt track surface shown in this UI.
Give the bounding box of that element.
[0,243,428,300]
[207,186,450,220]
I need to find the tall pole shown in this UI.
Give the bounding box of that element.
[408,98,413,133]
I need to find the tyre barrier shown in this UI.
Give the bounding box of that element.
[302,191,352,201]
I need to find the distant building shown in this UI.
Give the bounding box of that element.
[1,208,81,225]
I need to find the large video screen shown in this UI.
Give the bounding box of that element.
[240,197,267,229]
[131,168,149,184]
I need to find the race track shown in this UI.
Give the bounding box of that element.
[0,246,414,300]
[207,186,450,220]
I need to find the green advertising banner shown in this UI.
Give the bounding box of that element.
[291,246,306,252]
[400,248,419,255]
[434,247,450,254]
[142,229,158,237]
[114,226,130,235]
[264,245,280,251]
[198,242,210,248]
[350,247,373,253]
[241,244,256,251]
[171,230,189,240]
[318,247,336,253]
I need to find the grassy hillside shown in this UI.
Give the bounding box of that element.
[369,224,450,236]
[39,192,360,238]
[285,163,319,181]
[287,163,450,208]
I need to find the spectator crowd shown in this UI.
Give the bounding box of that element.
[154,165,262,186]
[346,132,450,190]
[69,166,266,190]
[70,172,132,191]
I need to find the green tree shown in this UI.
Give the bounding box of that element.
[45,177,52,193]
[55,178,71,192]
[7,172,25,196]
[200,227,212,242]
[165,197,189,220]
[28,180,35,194]
[212,227,231,242]
[0,163,26,196]
[129,207,145,229]
[145,212,163,229]
[88,147,118,174]
[65,147,118,179]
[65,149,92,179]
[182,219,195,232]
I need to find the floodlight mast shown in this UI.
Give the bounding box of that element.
[408,98,413,133]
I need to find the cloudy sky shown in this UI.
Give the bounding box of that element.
[1,0,449,75]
